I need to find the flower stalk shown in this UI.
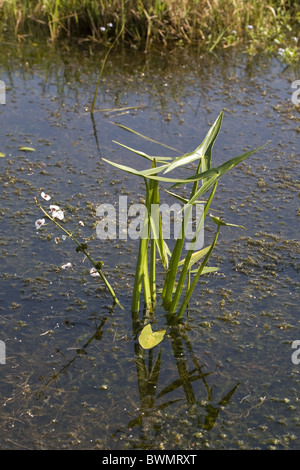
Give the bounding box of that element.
[34,195,123,309]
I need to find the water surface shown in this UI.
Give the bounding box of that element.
[0,42,299,450]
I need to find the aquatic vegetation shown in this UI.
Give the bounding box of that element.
[0,1,299,61]
[35,113,267,349]
[41,191,51,201]
[104,111,268,347]
[61,262,72,270]
[138,323,166,349]
[18,146,35,152]
[35,218,46,230]
[34,191,122,309]
[49,204,64,220]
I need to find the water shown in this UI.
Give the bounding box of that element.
[0,41,299,450]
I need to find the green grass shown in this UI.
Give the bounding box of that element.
[0,0,299,60]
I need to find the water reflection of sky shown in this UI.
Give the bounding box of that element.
[0,43,299,450]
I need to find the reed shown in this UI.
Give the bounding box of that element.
[0,0,298,59]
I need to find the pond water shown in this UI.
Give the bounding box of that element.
[0,41,299,450]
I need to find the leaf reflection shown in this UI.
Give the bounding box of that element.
[131,322,239,432]
[36,316,108,400]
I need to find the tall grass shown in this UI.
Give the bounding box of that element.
[0,0,299,58]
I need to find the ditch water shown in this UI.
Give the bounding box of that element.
[0,40,299,450]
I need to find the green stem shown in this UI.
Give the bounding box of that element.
[150,238,156,308]
[161,152,207,309]
[148,160,160,309]
[167,182,218,316]
[176,225,220,320]
[36,199,123,309]
[161,225,186,310]
[132,236,148,314]
[131,178,152,314]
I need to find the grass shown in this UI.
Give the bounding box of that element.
[0,0,299,60]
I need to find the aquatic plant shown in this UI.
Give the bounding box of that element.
[104,111,268,346]
[34,191,122,309]
[35,112,268,349]
[0,0,299,61]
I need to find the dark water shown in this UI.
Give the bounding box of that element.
[0,41,299,450]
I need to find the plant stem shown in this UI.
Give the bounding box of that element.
[161,215,188,310]
[176,224,220,320]
[150,238,156,308]
[131,177,152,314]
[36,199,123,309]
[167,182,217,316]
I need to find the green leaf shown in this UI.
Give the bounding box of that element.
[163,112,223,174]
[138,324,166,349]
[106,142,267,188]
[178,245,211,269]
[18,146,35,152]
[111,123,180,152]
[164,188,206,205]
[178,142,269,206]
[102,158,169,179]
[190,266,219,274]
[209,214,246,229]
[112,141,172,162]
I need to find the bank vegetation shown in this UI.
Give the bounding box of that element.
[0,0,299,59]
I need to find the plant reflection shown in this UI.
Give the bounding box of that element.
[130,320,239,432]
[36,313,239,438]
[36,316,108,400]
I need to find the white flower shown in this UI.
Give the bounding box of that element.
[99,26,106,32]
[79,220,84,226]
[41,191,51,201]
[35,218,45,230]
[90,267,100,277]
[61,262,72,269]
[107,23,113,28]
[247,25,253,29]
[278,48,285,55]
[50,205,64,220]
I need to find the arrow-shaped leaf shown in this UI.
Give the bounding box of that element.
[138,324,166,349]
[163,112,223,174]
